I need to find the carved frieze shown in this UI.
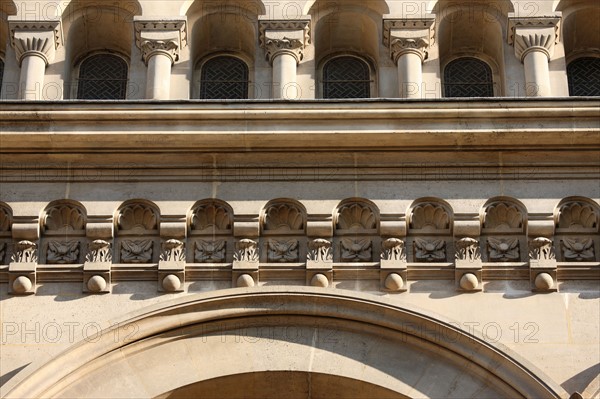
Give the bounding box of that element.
[195,240,226,263]
[190,203,232,233]
[12,240,38,263]
[488,237,520,261]
[86,240,112,263]
[557,202,598,230]
[529,237,555,261]
[118,204,158,232]
[308,239,333,262]
[336,203,377,231]
[46,240,80,264]
[340,238,372,262]
[264,203,304,232]
[381,238,406,261]
[234,239,259,262]
[160,239,185,262]
[267,239,299,262]
[410,204,449,231]
[455,238,481,262]
[562,238,595,261]
[120,239,153,263]
[483,203,523,231]
[44,205,85,232]
[414,238,446,262]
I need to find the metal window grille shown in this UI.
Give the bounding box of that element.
[568,57,600,97]
[444,57,494,98]
[200,56,249,99]
[0,59,4,96]
[77,54,128,100]
[323,56,371,99]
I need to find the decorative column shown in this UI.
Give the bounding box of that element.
[134,19,187,100]
[509,15,561,97]
[260,20,310,100]
[384,18,435,99]
[9,20,62,100]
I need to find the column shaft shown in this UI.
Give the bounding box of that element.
[272,53,298,100]
[523,50,551,97]
[397,52,423,99]
[146,53,172,100]
[19,54,47,100]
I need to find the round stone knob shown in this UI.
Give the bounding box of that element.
[236,274,255,288]
[384,273,404,291]
[310,273,329,288]
[12,276,32,294]
[162,274,181,292]
[534,273,554,291]
[87,275,107,292]
[459,273,479,291]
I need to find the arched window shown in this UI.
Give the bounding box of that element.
[568,57,600,97]
[77,54,128,100]
[200,56,249,100]
[444,57,494,98]
[323,56,371,99]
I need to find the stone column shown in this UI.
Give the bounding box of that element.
[260,20,310,100]
[384,18,435,99]
[509,15,561,97]
[9,20,62,100]
[134,19,187,100]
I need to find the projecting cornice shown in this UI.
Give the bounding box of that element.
[508,14,561,61]
[259,19,311,65]
[8,19,63,66]
[383,17,435,63]
[134,18,187,65]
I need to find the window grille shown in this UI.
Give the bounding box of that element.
[77,54,128,100]
[323,56,371,99]
[200,56,249,99]
[443,57,494,98]
[568,57,600,96]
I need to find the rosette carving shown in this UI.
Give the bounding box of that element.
[414,238,446,262]
[194,240,226,263]
[562,238,595,261]
[268,239,299,262]
[340,238,372,262]
[487,238,520,261]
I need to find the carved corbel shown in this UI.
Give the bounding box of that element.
[134,18,187,65]
[508,15,561,62]
[259,19,310,65]
[383,17,435,64]
[8,19,63,66]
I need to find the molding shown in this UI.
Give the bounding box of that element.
[134,18,187,65]
[8,19,63,66]
[508,15,561,62]
[383,17,435,64]
[259,19,311,65]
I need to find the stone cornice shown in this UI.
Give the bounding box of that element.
[383,17,435,64]
[259,19,311,48]
[508,14,561,61]
[134,18,187,65]
[8,19,63,66]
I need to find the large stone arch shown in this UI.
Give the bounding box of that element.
[4,288,567,398]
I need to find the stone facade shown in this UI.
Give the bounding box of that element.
[0,1,599,398]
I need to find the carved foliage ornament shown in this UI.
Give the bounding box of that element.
[562,238,595,261]
[195,240,226,263]
[47,240,79,264]
[340,238,372,262]
[44,205,85,232]
[558,202,598,230]
[414,238,446,262]
[264,203,303,232]
[381,238,406,261]
[121,239,153,263]
[308,239,332,262]
[488,237,520,261]
[12,240,38,263]
[410,203,449,231]
[529,237,555,261]
[118,204,158,232]
[484,203,523,231]
[86,240,112,263]
[455,238,481,262]
[191,203,232,232]
[234,239,259,262]
[336,203,377,231]
[268,239,299,262]
[160,239,185,262]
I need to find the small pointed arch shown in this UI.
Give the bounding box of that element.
[188,199,234,235]
[334,198,380,234]
[408,198,453,234]
[41,200,87,235]
[0,202,13,234]
[480,197,528,234]
[261,199,306,235]
[115,199,160,235]
[554,197,599,232]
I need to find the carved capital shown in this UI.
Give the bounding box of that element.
[8,19,63,66]
[259,19,310,65]
[508,15,561,62]
[383,17,435,64]
[134,18,187,65]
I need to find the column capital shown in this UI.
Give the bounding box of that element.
[508,14,561,62]
[134,18,187,65]
[383,17,435,64]
[8,19,63,66]
[259,19,310,65]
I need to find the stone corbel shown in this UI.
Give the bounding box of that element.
[383,17,435,64]
[134,18,187,65]
[8,19,63,66]
[508,15,561,62]
[259,19,310,65]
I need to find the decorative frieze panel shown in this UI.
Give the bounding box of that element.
[483,203,524,232]
[308,239,333,263]
[340,238,372,262]
[263,202,305,233]
[234,239,259,263]
[267,239,299,262]
[86,240,112,263]
[11,240,38,263]
[487,237,520,262]
[414,238,446,262]
[336,202,378,232]
[118,203,158,233]
[160,239,185,262]
[557,202,598,231]
[561,238,595,262]
[194,240,226,263]
[46,240,80,264]
[455,238,481,264]
[190,201,233,234]
[529,238,555,262]
[120,239,153,263]
[381,238,406,262]
[410,203,451,233]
